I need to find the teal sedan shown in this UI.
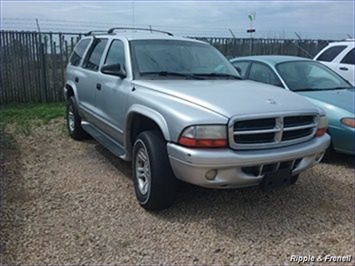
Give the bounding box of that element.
[230,56,354,155]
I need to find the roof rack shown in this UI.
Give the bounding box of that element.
[107,27,173,36]
[84,30,108,36]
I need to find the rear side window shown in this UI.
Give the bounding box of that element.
[341,48,354,65]
[70,39,91,66]
[83,39,108,71]
[231,61,250,78]
[316,45,347,62]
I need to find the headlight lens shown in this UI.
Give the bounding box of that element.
[178,125,227,148]
[316,115,328,137]
[341,118,355,128]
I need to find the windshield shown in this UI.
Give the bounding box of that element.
[130,40,240,79]
[276,61,352,91]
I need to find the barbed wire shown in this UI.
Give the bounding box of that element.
[1,17,350,40]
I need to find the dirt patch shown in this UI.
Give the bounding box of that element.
[1,118,354,265]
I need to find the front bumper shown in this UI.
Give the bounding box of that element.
[167,134,330,188]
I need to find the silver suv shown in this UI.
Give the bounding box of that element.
[64,27,330,210]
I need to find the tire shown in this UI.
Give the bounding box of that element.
[132,131,178,211]
[66,96,88,140]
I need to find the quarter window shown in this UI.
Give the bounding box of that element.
[83,38,108,71]
[104,40,126,69]
[316,45,347,62]
[341,48,354,65]
[249,62,282,87]
[70,39,91,66]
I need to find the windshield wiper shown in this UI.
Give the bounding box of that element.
[293,87,353,92]
[140,71,204,80]
[193,73,242,80]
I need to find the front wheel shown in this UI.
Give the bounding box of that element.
[132,131,178,211]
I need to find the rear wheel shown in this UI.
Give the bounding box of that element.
[66,96,88,140]
[132,131,178,211]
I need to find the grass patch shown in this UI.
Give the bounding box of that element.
[1,103,65,134]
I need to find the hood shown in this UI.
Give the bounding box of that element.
[298,88,355,114]
[133,80,318,117]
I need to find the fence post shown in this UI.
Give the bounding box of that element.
[40,34,48,102]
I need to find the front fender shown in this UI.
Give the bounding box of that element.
[125,104,170,141]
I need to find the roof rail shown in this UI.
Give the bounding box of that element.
[84,30,108,36]
[107,27,173,36]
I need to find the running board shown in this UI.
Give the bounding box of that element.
[81,121,126,159]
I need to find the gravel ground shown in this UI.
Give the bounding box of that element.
[1,118,354,265]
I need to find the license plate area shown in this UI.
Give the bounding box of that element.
[261,168,293,192]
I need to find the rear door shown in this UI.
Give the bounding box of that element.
[79,38,108,125]
[314,45,347,71]
[66,38,92,110]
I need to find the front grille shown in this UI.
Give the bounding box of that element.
[230,114,318,150]
[242,158,302,177]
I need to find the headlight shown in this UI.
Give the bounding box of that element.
[178,125,227,148]
[341,118,355,128]
[316,115,328,137]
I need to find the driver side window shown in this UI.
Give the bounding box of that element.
[249,62,283,87]
[104,40,126,70]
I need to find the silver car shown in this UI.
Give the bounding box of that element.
[64,27,330,210]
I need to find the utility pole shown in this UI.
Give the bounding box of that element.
[35,18,41,33]
[247,12,256,55]
[229,29,236,39]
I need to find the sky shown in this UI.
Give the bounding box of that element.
[1,0,354,39]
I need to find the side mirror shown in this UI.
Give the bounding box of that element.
[234,66,242,75]
[101,63,126,79]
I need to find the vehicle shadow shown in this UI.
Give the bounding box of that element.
[322,149,354,169]
[90,140,352,244]
[93,142,132,180]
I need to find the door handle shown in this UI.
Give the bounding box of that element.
[339,67,348,71]
[75,77,79,83]
[96,83,102,90]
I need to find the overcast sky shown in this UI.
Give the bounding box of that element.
[1,1,354,39]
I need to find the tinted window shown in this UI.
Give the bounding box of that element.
[232,61,250,78]
[104,40,126,69]
[317,45,347,62]
[70,39,91,66]
[83,39,108,71]
[341,48,354,65]
[249,62,282,87]
[276,61,351,91]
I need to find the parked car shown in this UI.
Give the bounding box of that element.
[64,28,330,210]
[230,55,354,155]
[314,40,354,86]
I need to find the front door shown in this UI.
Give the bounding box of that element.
[95,39,130,144]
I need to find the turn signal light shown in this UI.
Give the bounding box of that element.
[316,128,327,137]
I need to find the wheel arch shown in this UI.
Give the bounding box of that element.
[64,81,78,102]
[125,105,170,161]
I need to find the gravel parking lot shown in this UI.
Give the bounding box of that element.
[1,118,354,265]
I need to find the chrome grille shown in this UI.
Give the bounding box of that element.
[229,113,319,150]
